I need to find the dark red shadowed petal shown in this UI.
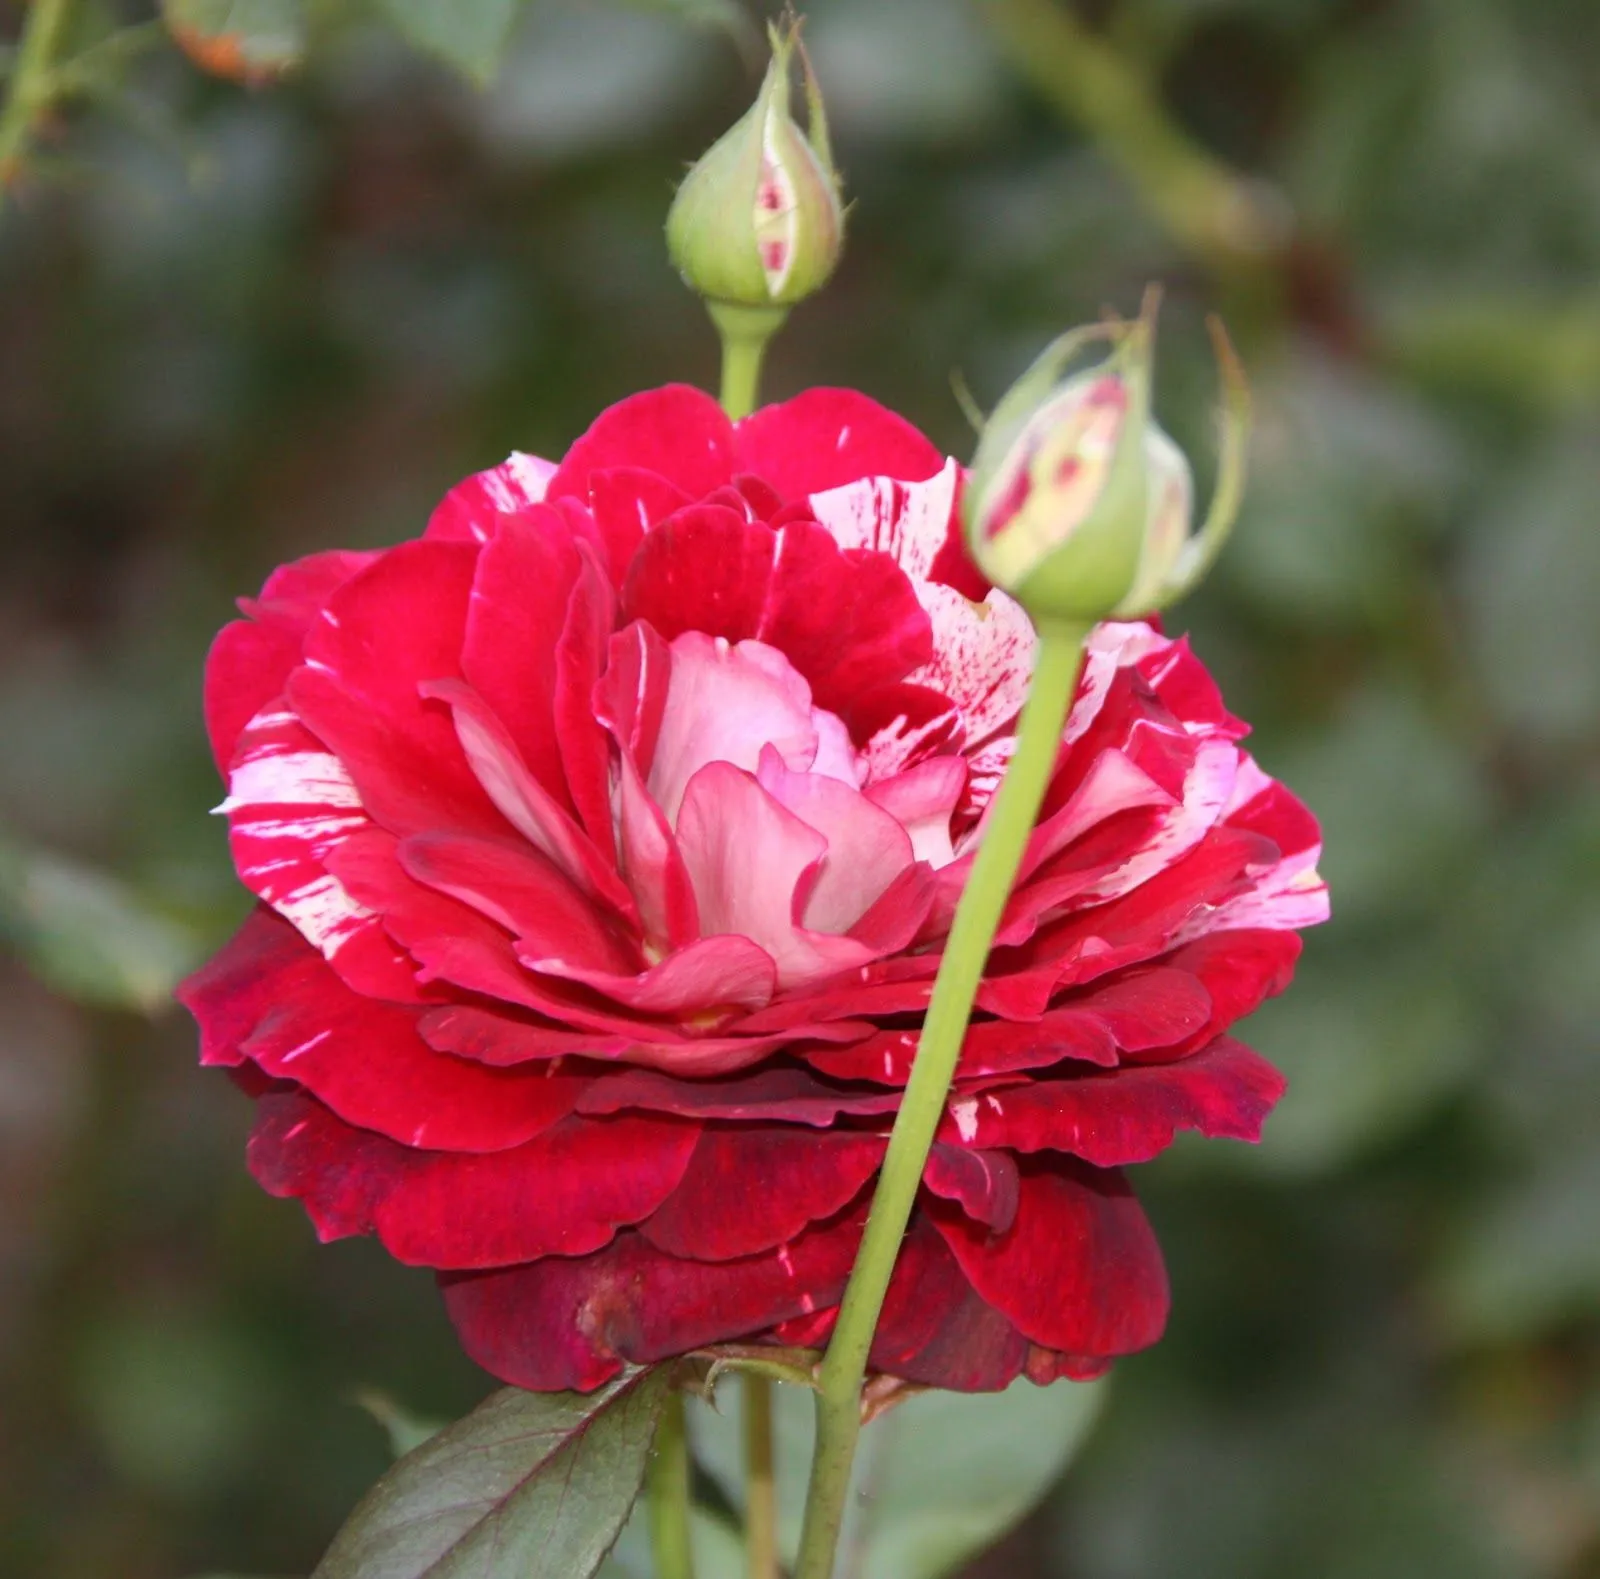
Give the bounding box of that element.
[937,1037,1286,1166]
[248,1094,697,1269]
[573,1064,902,1125]
[930,1161,1169,1359]
[868,1216,1031,1391]
[734,388,944,497]
[640,1127,883,1260]
[440,1210,864,1392]
[178,907,583,1152]
[546,385,737,504]
[923,1144,1020,1233]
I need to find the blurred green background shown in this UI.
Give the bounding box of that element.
[2,0,1598,1574]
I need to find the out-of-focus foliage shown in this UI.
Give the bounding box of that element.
[1,0,1597,1576]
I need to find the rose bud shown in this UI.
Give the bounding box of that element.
[666,22,843,313]
[963,295,1250,624]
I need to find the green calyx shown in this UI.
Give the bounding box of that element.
[666,21,844,311]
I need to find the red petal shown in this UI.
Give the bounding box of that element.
[220,703,420,1001]
[622,509,931,723]
[922,1144,1020,1232]
[641,1127,882,1260]
[397,830,636,974]
[248,1095,696,1268]
[287,540,507,840]
[425,452,558,542]
[204,620,303,776]
[1155,929,1302,1059]
[459,507,584,809]
[939,1037,1285,1166]
[930,1162,1168,1358]
[555,544,620,857]
[546,385,737,504]
[524,934,777,1017]
[440,1211,862,1391]
[734,389,944,498]
[588,466,693,583]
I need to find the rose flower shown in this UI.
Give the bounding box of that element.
[180,385,1327,1393]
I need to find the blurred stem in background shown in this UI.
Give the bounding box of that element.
[0,0,74,215]
[647,1391,696,1579]
[979,0,1291,303]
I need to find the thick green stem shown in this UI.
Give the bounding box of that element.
[792,618,1092,1579]
[743,1374,779,1579]
[647,1391,696,1579]
[709,300,788,421]
[0,0,74,216]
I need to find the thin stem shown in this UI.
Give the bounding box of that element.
[978,0,1287,283]
[792,618,1092,1579]
[0,0,75,216]
[743,1374,779,1579]
[647,1390,696,1579]
[708,299,788,421]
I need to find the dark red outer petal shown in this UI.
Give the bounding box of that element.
[640,1127,883,1261]
[179,909,584,1152]
[936,1037,1286,1167]
[922,1144,1020,1233]
[248,1094,697,1269]
[867,1216,1032,1391]
[546,385,737,505]
[573,1064,902,1125]
[733,388,944,497]
[929,1161,1169,1358]
[440,1210,864,1392]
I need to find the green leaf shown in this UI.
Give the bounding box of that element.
[160,0,305,82]
[0,835,204,1012]
[691,1374,1105,1578]
[377,0,523,85]
[312,1370,671,1579]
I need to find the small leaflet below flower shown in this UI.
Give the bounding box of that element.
[312,1368,673,1579]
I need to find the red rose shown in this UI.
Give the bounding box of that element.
[180,385,1326,1393]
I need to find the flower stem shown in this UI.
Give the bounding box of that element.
[743,1374,779,1579]
[709,300,789,421]
[647,1390,696,1579]
[792,616,1093,1579]
[0,0,74,218]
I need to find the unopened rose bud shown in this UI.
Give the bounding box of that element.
[963,296,1250,625]
[666,23,843,311]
